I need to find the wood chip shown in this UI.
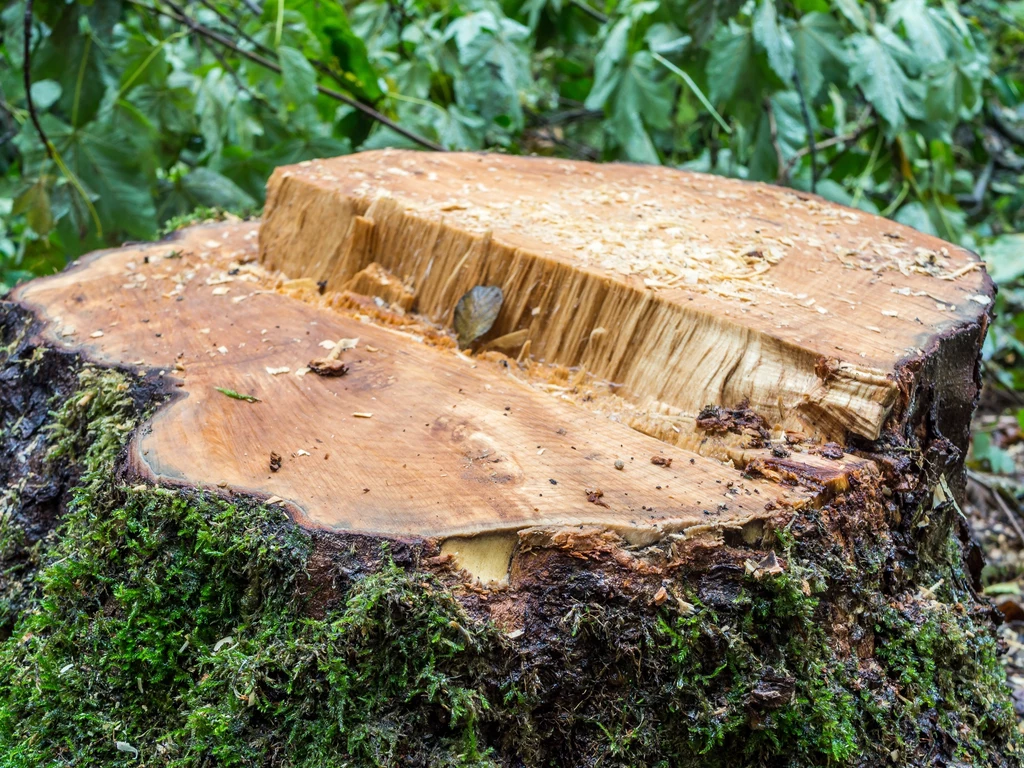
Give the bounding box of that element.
[308,359,349,377]
[353,412,373,418]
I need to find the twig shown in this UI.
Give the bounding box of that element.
[526,107,603,127]
[781,109,874,177]
[198,37,271,110]
[792,71,816,192]
[969,471,1024,545]
[569,0,608,23]
[130,0,444,151]
[955,157,994,214]
[22,0,54,161]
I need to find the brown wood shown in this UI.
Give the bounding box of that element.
[10,151,990,579]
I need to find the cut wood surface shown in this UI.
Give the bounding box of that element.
[261,150,991,445]
[15,222,856,545]
[10,150,990,572]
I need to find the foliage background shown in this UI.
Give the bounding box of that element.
[2,0,1022,279]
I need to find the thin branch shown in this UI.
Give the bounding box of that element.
[569,0,608,23]
[130,0,444,151]
[653,51,732,135]
[228,0,383,100]
[968,471,1024,545]
[791,71,816,193]
[781,110,874,178]
[22,0,54,161]
[955,157,994,214]
[198,37,271,110]
[526,107,603,127]
[195,0,274,58]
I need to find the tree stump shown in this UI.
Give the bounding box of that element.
[1,150,1019,766]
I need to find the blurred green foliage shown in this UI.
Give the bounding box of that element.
[1,0,1023,387]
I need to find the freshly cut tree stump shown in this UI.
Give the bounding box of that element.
[0,151,1019,767]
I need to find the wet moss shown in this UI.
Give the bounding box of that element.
[0,364,1021,766]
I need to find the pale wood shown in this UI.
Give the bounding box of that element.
[260,150,991,446]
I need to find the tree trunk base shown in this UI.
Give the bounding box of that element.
[0,304,1019,766]
[0,151,1020,765]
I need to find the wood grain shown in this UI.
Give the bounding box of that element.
[260,150,991,443]
[14,222,837,541]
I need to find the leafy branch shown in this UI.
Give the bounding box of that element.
[129,0,444,151]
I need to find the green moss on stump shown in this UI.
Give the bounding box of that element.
[0,367,1020,766]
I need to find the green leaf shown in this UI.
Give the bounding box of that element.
[981,234,1024,284]
[29,80,62,111]
[13,177,54,235]
[646,24,691,57]
[435,106,487,151]
[130,72,196,135]
[686,0,744,46]
[707,21,755,104]
[278,46,318,110]
[885,0,954,67]
[32,8,106,126]
[894,201,938,236]
[970,431,1017,475]
[585,17,630,111]
[447,11,532,133]
[606,50,675,163]
[790,13,846,99]
[832,0,867,32]
[19,115,157,241]
[291,0,382,103]
[752,0,794,82]
[847,27,923,132]
[215,387,260,403]
[750,90,808,180]
[181,168,257,212]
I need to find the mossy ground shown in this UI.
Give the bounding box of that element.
[0,359,1021,766]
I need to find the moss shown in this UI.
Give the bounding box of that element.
[0,366,1021,766]
[157,207,234,237]
[45,367,139,481]
[0,484,501,765]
